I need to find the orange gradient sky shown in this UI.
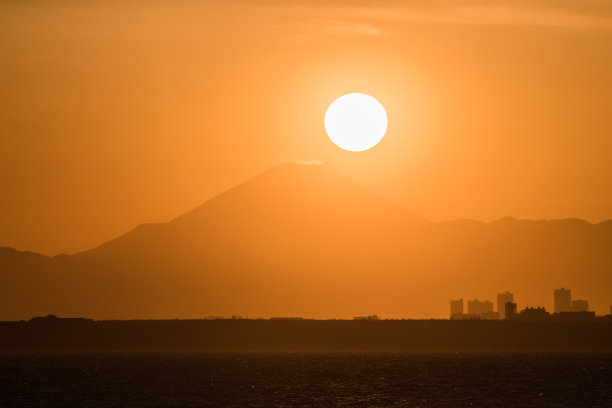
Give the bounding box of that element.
[1,0,612,255]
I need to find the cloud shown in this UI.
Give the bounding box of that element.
[261,12,386,42]
[259,0,612,39]
[354,1,612,30]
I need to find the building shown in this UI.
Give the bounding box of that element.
[505,302,517,319]
[554,288,571,313]
[518,307,550,321]
[468,299,494,315]
[450,299,463,318]
[482,311,500,320]
[497,291,514,319]
[29,315,93,324]
[353,315,379,320]
[570,299,588,312]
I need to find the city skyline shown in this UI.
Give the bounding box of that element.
[450,287,606,321]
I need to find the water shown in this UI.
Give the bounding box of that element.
[1,353,610,407]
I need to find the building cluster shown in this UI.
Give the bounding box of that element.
[450,288,610,321]
[353,315,380,320]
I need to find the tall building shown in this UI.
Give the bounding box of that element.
[554,288,571,313]
[468,299,493,315]
[497,291,514,319]
[505,302,517,319]
[570,299,588,312]
[450,299,463,318]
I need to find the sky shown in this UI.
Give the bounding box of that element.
[1,0,612,256]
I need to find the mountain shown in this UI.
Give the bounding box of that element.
[77,163,429,260]
[1,163,611,320]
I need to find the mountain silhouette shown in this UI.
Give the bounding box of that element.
[77,163,429,260]
[1,163,611,320]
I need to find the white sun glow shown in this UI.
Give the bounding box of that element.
[325,93,387,152]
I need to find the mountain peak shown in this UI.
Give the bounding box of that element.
[171,162,429,228]
[79,163,429,259]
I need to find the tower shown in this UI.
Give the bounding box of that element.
[497,291,514,319]
[467,299,493,315]
[450,298,463,318]
[505,302,517,319]
[554,288,571,313]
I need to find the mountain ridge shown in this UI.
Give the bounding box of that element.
[1,163,611,320]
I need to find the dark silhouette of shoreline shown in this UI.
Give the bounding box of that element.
[2,316,611,352]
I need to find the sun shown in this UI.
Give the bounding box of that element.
[325,93,387,152]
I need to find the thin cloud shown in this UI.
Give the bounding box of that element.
[259,0,612,38]
[262,15,386,42]
[354,2,612,30]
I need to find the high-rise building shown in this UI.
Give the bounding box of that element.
[468,299,494,315]
[450,299,463,318]
[505,302,517,319]
[570,299,588,312]
[554,288,571,313]
[497,291,514,319]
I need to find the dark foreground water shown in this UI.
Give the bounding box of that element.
[1,353,611,407]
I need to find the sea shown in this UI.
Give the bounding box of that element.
[1,352,610,407]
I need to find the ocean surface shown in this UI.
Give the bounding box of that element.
[1,352,610,407]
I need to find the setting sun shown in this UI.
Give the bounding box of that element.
[325,93,387,152]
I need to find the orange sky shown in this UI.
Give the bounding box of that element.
[1,0,612,256]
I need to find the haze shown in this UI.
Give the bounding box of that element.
[2,0,612,257]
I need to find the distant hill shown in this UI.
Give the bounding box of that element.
[1,163,611,320]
